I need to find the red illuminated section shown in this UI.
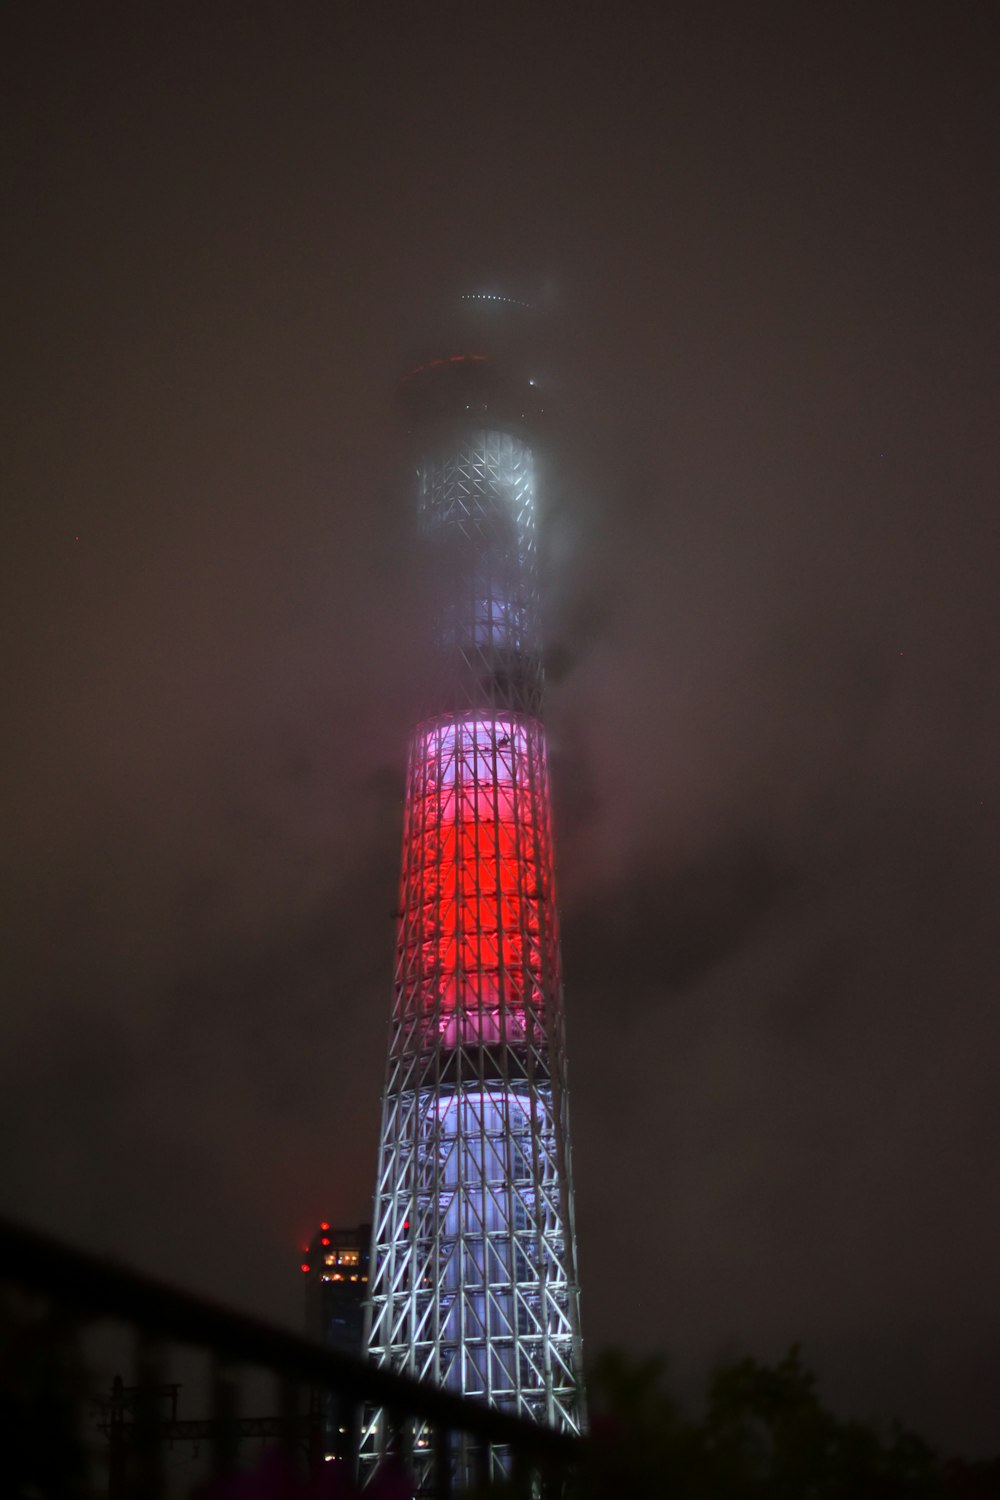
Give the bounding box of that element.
[403,353,488,379]
[396,718,556,1045]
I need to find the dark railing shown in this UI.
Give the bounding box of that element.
[0,1215,581,1498]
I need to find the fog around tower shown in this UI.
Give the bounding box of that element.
[2,2,997,1461]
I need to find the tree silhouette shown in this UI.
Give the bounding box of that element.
[581,1344,1000,1499]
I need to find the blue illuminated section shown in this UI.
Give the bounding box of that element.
[441,586,530,653]
[390,1085,561,1405]
[470,591,525,650]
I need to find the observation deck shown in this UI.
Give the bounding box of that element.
[399,353,543,439]
[399,288,545,439]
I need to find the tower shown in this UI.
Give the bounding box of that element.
[365,294,584,1483]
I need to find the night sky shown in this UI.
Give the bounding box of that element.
[3,2,997,1458]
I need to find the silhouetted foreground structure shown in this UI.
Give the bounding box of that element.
[0,1214,579,1497]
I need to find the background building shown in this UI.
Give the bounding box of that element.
[364,294,585,1484]
[301,1220,371,1358]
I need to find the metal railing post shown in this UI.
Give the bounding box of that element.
[210,1358,239,1482]
[307,1383,325,1474]
[133,1332,164,1500]
[434,1424,453,1500]
[278,1373,299,1469]
[475,1437,491,1492]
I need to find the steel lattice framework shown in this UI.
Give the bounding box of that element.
[364,342,584,1487]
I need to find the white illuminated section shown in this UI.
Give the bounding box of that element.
[419,717,530,789]
[417,432,539,672]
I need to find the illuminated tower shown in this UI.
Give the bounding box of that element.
[365,295,584,1481]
